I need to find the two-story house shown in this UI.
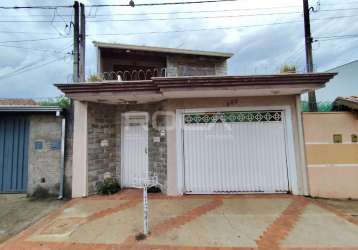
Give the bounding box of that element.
[56,42,335,198]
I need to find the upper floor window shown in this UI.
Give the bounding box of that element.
[352,134,358,143]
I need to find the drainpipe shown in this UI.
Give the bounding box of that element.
[58,118,66,200]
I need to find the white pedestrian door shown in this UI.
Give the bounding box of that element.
[122,114,148,188]
[183,110,289,193]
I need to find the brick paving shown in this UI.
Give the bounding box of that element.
[1,190,358,250]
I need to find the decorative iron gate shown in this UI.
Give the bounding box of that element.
[183,110,289,194]
[0,116,29,193]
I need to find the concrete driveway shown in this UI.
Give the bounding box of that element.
[1,189,358,250]
[0,194,64,244]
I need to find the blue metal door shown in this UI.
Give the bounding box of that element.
[0,115,29,193]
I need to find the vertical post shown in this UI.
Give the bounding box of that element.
[303,0,317,112]
[79,3,86,82]
[73,1,80,83]
[143,184,149,235]
[58,118,66,199]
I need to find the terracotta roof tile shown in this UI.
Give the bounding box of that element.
[0,99,37,106]
[333,96,358,111]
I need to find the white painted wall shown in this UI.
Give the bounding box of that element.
[317,60,358,101]
[72,101,88,198]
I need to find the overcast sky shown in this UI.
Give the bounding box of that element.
[0,0,357,101]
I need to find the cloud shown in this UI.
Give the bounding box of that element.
[0,0,357,100]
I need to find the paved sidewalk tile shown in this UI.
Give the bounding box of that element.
[1,190,358,250]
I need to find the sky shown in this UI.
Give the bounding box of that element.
[0,0,357,101]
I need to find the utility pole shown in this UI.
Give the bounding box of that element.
[79,3,86,82]
[73,1,80,83]
[303,0,317,112]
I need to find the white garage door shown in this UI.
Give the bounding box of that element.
[183,110,289,193]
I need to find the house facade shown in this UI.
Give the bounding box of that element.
[316,60,358,100]
[0,100,64,196]
[56,42,336,198]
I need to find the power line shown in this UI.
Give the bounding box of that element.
[315,34,358,40]
[0,5,72,10]
[0,43,73,54]
[88,6,358,17]
[87,13,358,22]
[0,55,70,81]
[0,6,300,17]
[0,37,71,44]
[0,30,58,35]
[85,12,303,22]
[86,20,303,37]
[87,0,239,7]
[0,0,237,10]
[3,12,358,23]
[84,15,358,37]
[2,5,358,18]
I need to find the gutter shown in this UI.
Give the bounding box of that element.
[0,106,62,114]
[58,118,66,200]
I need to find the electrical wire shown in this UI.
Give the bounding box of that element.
[0,5,72,10]
[2,12,357,23]
[0,37,71,44]
[86,20,303,37]
[87,0,239,7]
[315,34,358,40]
[85,15,358,37]
[0,55,70,81]
[87,13,358,22]
[0,0,238,10]
[0,30,58,35]
[84,6,358,18]
[2,5,357,18]
[0,42,73,54]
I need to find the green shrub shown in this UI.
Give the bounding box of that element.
[96,178,121,195]
[38,96,70,109]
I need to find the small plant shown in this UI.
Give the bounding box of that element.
[135,233,147,241]
[88,74,103,82]
[148,186,161,193]
[280,64,297,73]
[96,177,121,195]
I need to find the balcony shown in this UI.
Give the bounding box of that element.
[100,67,167,81]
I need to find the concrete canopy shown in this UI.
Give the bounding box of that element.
[55,73,336,104]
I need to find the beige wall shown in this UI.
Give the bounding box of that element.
[164,95,306,196]
[303,112,358,143]
[303,112,358,199]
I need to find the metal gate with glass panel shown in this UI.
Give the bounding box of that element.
[183,110,289,193]
[0,116,29,193]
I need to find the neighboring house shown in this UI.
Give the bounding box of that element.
[333,96,358,112]
[303,99,358,199]
[56,42,336,198]
[316,60,358,101]
[0,99,65,196]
